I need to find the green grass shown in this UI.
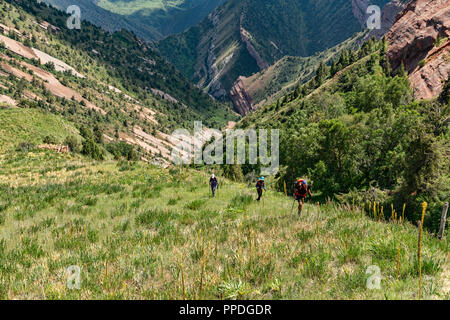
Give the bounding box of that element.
[0,108,81,153]
[97,0,185,15]
[0,151,448,300]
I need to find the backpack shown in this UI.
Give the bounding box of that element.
[295,180,307,196]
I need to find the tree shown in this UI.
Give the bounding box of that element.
[315,62,329,86]
[330,60,338,76]
[64,135,82,153]
[93,124,104,144]
[438,77,449,104]
[82,138,104,160]
[338,49,350,67]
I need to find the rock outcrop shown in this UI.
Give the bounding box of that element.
[386,0,450,100]
[229,76,254,115]
[369,0,407,39]
[38,144,69,153]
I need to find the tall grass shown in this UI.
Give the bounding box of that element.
[0,153,447,300]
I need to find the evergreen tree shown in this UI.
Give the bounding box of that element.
[315,62,329,86]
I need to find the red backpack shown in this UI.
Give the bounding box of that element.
[295,180,307,196]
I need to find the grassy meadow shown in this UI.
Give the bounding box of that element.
[0,150,448,300]
[0,108,81,154]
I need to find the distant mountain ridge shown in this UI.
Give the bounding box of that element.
[42,0,226,40]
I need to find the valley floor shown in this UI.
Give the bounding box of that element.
[0,152,448,299]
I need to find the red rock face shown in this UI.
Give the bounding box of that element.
[229,76,254,115]
[386,0,450,100]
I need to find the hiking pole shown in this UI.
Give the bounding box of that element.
[263,190,265,208]
[291,197,296,214]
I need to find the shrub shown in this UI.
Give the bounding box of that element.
[16,141,35,152]
[43,135,57,144]
[64,135,82,153]
[419,59,426,69]
[82,139,104,160]
[185,199,206,211]
[107,142,137,161]
[230,194,253,209]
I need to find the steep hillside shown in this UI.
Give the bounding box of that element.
[158,0,396,105]
[0,0,236,165]
[43,0,225,40]
[0,108,81,153]
[386,0,450,100]
[14,0,233,126]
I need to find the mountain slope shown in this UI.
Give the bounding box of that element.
[42,0,157,40]
[0,108,81,153]
[43,0,225,40]
[0,0,236,165]
[229,32,369,115]
[158,0,394,102]
[10,0,234,127]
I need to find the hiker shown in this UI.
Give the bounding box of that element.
[209,174,218,198]
[256,177,266,201]
[294,179,312,216]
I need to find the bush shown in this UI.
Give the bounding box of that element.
[419,59,426,69]
[82,138,104,160]
[64,135,82,153]
[44,61,55,71]
[185,199,206,211]
[230,194,253,209]
[107,142,137,161]
[16,141,35,152]
[43,135,57,144]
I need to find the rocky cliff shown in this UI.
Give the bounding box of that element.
[386,0,450,100]
[229,76,254,115]
[369,0,408,39]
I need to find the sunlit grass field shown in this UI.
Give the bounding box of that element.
[97,0,189,15]
[0,151,448,300]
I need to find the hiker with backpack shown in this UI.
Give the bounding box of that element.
[294,179,312,216]
[209,174,218,198]
[256,177,266,201]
